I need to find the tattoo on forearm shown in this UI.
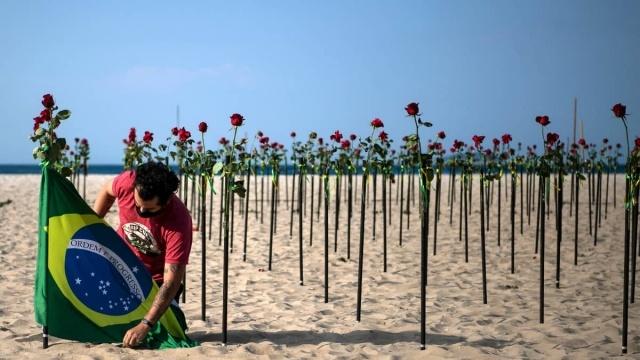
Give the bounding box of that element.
[164,264,179,275]
[150,264,181,318]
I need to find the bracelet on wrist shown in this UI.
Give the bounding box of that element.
[140,318,155,328]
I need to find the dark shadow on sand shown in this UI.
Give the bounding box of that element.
[189,329,514,349]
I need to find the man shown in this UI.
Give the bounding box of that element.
[93,161,192,348]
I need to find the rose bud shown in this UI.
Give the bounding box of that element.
[438,131,446,139]
[379,131,388,142]
[41,94,55,108]
[546,132,559,145]
[199,121,208,133]
[81,138,88,145]
[230,113,244,127]
[143,131,154,144]
[405,102,419,116]
[290,131,296,138]
[350,134,357,141]
[331,130,343,143]
[171,127,179,136]
[612,103,626,119]
[535,115,550,126]
[341,139,351,149]
[370,118,384,128]
[492,138,500,147]
[257,130,264,137]
[128,128,137,143]
[472,135,485,148]
[501,134,512,144]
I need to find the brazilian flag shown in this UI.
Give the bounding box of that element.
[34,167,197,348]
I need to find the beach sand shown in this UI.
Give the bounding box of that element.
[0,173,638,359]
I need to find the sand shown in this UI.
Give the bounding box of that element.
[0,173,638,359]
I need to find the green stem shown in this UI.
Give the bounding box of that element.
[623,119,631,162]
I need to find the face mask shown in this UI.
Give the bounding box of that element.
[136,207,163,218]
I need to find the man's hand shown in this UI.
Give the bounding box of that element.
[122,322,151,348]
[121,263,185,347]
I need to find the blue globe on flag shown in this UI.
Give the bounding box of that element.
[65,223,152,316]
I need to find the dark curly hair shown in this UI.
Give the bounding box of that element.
[134,162,179,205]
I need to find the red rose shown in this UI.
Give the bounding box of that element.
[438,131,446,139]
[635,137,640,148]
[379,131,388,142]
[405,102,419,116]
[603,138,608,144]
[171,127,179,136]
[81,138,88,145]
[350,134,357,141]
[143,131,154,144]
[128,128,137,143]
[453,140,464,150]
[371,118,384,128]
[535,115,550,126]
[259,136,269,144]
[612,103,626,119]
[230,113,244,127]
[41,94,55,108]
[257,130,264,137]
[484,149,492,156]
[472,135,485,148]
[178,127,191,142]
[219,137,229,145]
[546,132,559,145]
[318,137,324,145]
[492,138,500,147]
[341,139,351,149]
[199,121,208,133]
[40,109,51,122]
[271,142,279,149]
[501,134,512,144]
[330,130,343,143]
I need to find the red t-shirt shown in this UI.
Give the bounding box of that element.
[112,170,192,282]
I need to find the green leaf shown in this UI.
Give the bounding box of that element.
[55,109,71,121]
[212,162,224,175]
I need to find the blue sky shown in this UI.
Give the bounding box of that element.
[2,0,639,164]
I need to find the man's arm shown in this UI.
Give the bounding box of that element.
[93,179,115,218]
[122,262,186,348]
